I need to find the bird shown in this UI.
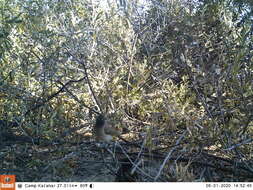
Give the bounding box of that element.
[93,114,121,142]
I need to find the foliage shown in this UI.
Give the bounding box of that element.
[0,0,252,182]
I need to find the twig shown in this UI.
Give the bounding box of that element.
[65,50,102,113]
[223,138,253,151]
[154,130,188,181]
[116,142,154,180]
[25,77,86,116]
[56,80,99,114]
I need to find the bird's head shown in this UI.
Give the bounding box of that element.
[95,114,105,128]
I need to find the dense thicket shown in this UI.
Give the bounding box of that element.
[0,0,252,182]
